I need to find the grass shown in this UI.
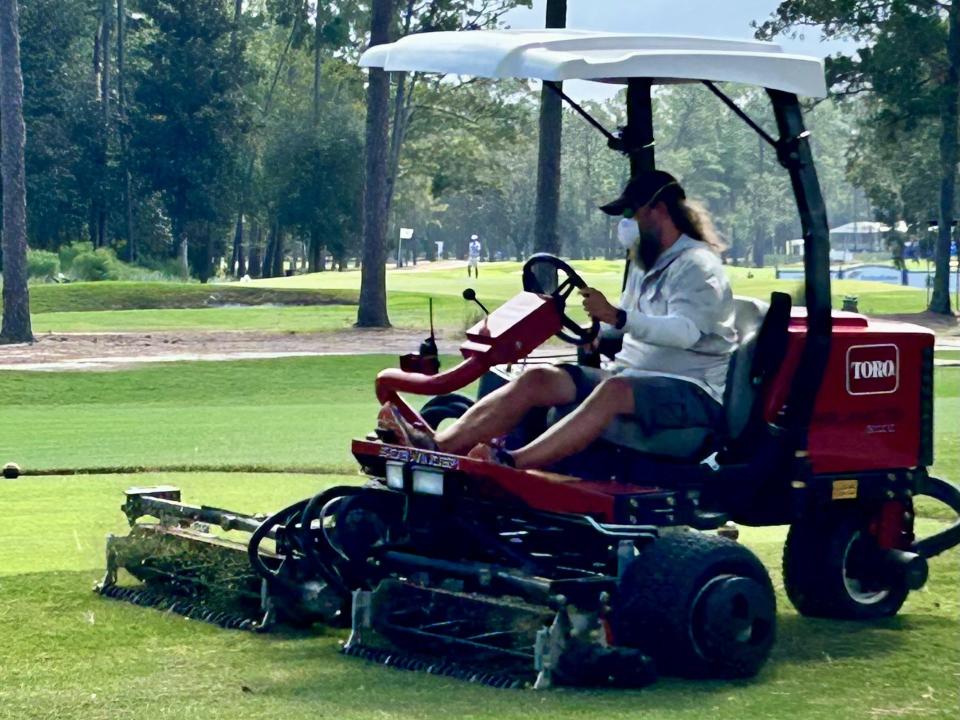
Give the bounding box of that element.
[0,356,956,484]
[32,306,364,334]
[0,471,956,720]
[0,356,395,473]
[254,262,931,316]
[0,357,957,718]
[21,263,930,334]
[25,281,356,313]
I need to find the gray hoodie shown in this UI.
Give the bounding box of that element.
[606,235,738,403]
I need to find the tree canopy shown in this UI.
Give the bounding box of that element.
[0,0,949,297]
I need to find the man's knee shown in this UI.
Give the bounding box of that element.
[514,366,577,405]
[589,377,635,413]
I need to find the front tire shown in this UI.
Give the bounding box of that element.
[611,532,776,679]
[783,509,909,620]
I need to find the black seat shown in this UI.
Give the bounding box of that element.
[546,292,792,464]
[717,291,792,462]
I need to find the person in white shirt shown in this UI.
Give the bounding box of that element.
[467,235,481,277]
[379,171,737,470]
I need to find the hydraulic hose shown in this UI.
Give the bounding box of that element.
[913,476,960,559]
[247,499,309,589]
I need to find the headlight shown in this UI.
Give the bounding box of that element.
[412,468,444,496]
[385,462,404,489]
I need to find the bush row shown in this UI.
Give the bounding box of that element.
[27,242,180,283]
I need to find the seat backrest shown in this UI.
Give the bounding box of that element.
[723,296,770,441]
[723,292,793,447]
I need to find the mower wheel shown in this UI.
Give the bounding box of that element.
[783,509,909,620]
[611,532,776,679]
[420,393,474,430]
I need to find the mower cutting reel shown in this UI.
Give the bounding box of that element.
[96,486,346,631]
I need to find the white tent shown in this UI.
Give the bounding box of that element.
[360,30,827,97]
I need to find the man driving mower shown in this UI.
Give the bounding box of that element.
[379,170,738,470]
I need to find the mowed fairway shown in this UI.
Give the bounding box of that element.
[0,471,957,720]
[25,262,930,334]
[0,356,958,719]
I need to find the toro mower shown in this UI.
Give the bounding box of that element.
[97,31,960,689]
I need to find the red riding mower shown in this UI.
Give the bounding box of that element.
[97,31,960,689]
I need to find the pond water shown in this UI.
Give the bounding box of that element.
[776,264,959,292]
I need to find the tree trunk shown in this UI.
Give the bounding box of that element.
[179,233,189,280]
[95,0,112,249]
[117,0,134,261]
[231,213,244,277]
[262,223,276,278]
[273,224,285,277]
[929,1,959,315]
[309,226,322,271]
[532,0,566,292]
[100,0,111,122]
[357,0,394,327]
[383,0,415,219]
[231,0,298,282]
[248,222,262,277]
[312,5,322,127]
[197,226,213,283]
[0,0,32,343]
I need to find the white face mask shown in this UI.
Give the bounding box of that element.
[616,217,640,250]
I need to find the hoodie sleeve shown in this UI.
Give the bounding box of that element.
[621,250,726,349]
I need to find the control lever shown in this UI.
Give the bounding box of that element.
[462,288,490,315]
[398,297,440,375]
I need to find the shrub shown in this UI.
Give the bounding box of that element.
[58,241,94,272]
[70,248,122,281]
[126,256,187,282]
[27,249,60,281]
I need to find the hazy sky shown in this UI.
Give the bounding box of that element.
[501,0,854,100]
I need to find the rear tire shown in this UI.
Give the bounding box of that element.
[783,509,909,620]
[611,532,776,679]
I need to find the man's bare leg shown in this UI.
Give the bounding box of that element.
[435,366,578,455]
[508,377,634,469]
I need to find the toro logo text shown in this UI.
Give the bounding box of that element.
[846,344,899,396]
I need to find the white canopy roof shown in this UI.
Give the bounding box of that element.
[360,30,827,98]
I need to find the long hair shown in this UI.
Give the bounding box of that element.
[658,185,726,254]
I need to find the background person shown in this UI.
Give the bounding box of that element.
[467,234,481,277]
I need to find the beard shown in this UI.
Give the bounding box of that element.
[637,230,662,270]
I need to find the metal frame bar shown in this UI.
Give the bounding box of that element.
[766,90,832,447]
[543,81,618,144]
[703,81,779,150]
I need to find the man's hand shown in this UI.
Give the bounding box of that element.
[579,287,619,325]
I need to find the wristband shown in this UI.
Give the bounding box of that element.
[614,308,627,330]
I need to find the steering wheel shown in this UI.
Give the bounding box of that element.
[522,253,600,345]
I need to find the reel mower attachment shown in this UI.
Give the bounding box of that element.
[97,487,272,630]
[96,486,346,631]
[344,578,656,689]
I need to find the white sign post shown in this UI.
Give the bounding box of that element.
[398,227,414,267]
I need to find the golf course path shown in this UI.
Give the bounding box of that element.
[1,310,957,371]
[0,329,465,371]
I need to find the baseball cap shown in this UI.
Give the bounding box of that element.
[599,170,685,216]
